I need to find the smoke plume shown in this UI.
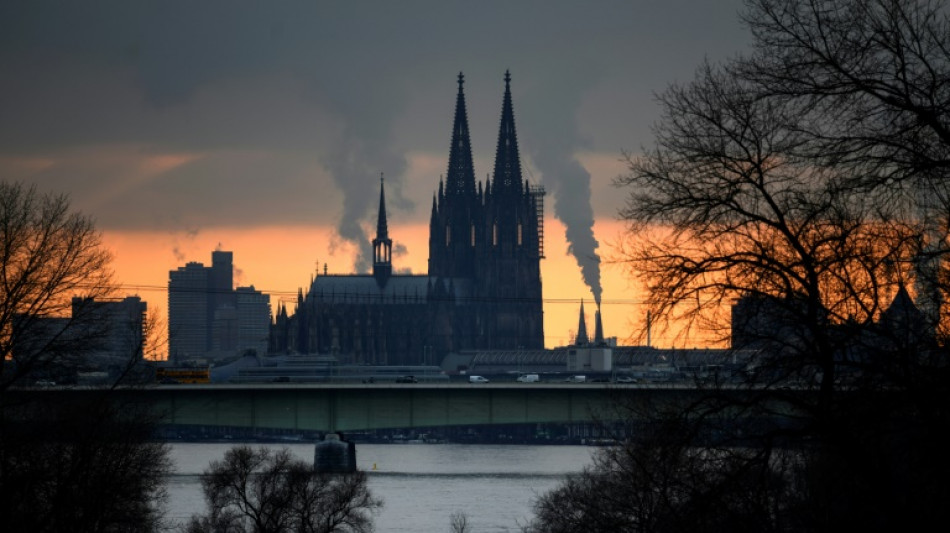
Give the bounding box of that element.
[523,73,603,305]
[541,155,603,305]
[317,76,412,273]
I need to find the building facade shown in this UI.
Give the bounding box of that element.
[273,72,545,365]
[235,286,271,357]
[168,250,238,361]
[71,296,148,360]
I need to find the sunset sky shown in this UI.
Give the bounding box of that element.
[1,1,749,351]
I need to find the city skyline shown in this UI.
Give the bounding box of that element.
[1,1,750,349]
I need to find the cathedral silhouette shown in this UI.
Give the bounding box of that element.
[271,72,545,365]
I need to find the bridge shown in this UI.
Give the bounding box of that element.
[100,383,718,433]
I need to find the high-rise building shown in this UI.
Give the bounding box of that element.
[168,251,237,361]
[236,286,271,357]
[71,296,148,360]
[274,71,545,364]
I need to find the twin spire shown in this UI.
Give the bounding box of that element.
[575,300,606,346]
[382,71,525,284]
[442,70,524,205]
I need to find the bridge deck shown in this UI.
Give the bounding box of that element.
[9,383,793,432]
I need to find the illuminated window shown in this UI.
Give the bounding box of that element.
[517,223,522,246]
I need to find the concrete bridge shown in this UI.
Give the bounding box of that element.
[111,383,717,433]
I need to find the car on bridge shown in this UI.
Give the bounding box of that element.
[469,375,490,384]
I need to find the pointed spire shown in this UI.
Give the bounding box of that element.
[491,70,524,194]
[882,281,923,324]
[376,173,389,240]
[576,299,589,346]
[888,282,916,313]
[445,71,477,199]
[373,174,393,285]
[594,305,605,345]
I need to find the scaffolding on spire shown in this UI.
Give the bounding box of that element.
[529,184,546,259]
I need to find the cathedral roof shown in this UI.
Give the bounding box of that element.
[308,275,473,305]
[491,70,524,194]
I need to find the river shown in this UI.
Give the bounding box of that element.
[165,442,596,532]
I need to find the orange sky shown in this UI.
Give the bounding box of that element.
[100,217,702,358]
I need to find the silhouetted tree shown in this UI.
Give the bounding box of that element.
[739,0,950,188]
[186,445,381,533]
[0,396,170,532]
[449,511,470,533]
[615,59,923,410]
[0,181,171,532]
[737,0,950,335]
[532,1,950,531]
[0,180,114,387]
[527,402,795,533]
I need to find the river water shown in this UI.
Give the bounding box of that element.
[165,442,595,532]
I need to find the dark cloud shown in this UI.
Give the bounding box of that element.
[0,1,748,273]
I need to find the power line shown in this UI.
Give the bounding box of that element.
[114,283,648,305]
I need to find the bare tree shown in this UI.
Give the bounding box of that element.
[449,511,469,533]
[737,0,950,330]
[187,445,382,533]
[739,0,950,187]
[0,181,114,388]
[615,61,921,411]
[526,404,795,533]
[532,2,950,531]
[0,394,171,532]
[0,181,171,532]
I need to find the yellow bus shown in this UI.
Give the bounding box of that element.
[156,367,210,384]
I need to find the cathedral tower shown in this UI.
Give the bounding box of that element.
[478,71,544,349]
[429,72,481,279]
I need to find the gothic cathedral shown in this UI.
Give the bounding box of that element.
[271,72,544,365]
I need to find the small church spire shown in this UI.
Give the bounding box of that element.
[575,299,589,346]
[376,173,389,240]
[372,174,393,286]
[594,304,605,345]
